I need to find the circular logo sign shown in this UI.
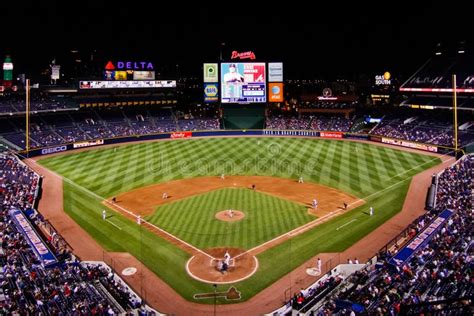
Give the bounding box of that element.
[204,85,218,97]
[322,88,332,97]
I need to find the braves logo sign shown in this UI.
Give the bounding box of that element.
[231,51,256,60]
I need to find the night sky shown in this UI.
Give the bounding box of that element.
[1,1,470,79]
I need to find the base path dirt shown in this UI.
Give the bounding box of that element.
[113,175,362,218]
[24,140,455,316]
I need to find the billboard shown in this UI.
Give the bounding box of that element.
[268,83,284,102]
[381,137,438,152]
[51,65,61,80]
[114,71,128,80]
[221,62,266,103]
[79,80,176,89]
[204,83,219,102]
[268,62,283,82]
[203,63,218,82]
[375,72,391,85]
[133,71,155,80]
[171,131,192,139]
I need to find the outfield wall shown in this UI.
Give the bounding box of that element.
[22,130,454,158]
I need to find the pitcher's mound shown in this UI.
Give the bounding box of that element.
[186,247,258,284]
[215,210,245,222]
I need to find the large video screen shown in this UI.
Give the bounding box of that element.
[221,63,266,103]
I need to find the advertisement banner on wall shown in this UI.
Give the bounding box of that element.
[203,63,218,82]
[320,132,343,138]
[381,137,438,152]
[268,62,283,82]
[9,209,58,267]
[388,209,453,267]
[73,139,104,148]
[268,83,284,102]
[171,131,192,139]
[204,84,219,102]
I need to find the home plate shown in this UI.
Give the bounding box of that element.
[306,268,321,276]
[122,267,137,276]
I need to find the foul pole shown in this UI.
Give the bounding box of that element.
[452,74,458,153]
[26,79,30,156]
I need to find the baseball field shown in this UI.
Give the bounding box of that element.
[37,137,440,304]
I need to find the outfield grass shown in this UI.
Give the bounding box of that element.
[146,188,313,249]
[38,138,441,303]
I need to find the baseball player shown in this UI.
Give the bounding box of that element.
[317,258,322,272]
[312,199,318,209]
[224,250,231,266]
[298,176,304,183]
[228,209,234,218]
[220,173,225,180]
[162,192,168,200]
[137,215,142,225]
[343,202,348,210]
[369,206,374,216]
[102,210,106,220]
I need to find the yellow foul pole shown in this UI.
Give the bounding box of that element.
[452,74,458,153]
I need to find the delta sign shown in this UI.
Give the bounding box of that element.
[105,61,154,70]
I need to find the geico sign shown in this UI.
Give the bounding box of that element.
[41,146,67,155]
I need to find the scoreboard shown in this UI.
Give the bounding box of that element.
[220,63,266,103]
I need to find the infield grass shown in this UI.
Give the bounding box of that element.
[146,188,313,249]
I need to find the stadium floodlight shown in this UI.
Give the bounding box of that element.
[458,50,465,54]
[435,52,442,56]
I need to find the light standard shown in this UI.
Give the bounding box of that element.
[219,43,225,61]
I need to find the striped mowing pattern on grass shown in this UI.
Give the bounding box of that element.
[40,138,437,199]
[145,188,313,249]
[38,138,441,302]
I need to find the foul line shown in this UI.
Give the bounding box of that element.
[336,219,357,231]
[106,219,122,230]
